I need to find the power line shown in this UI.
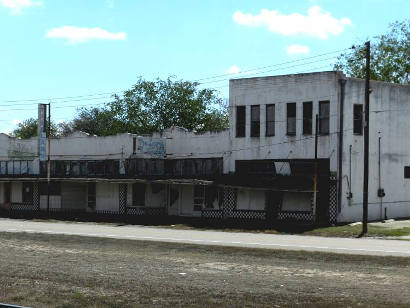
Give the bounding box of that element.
[194,47,351,82]
[0,46,352,105]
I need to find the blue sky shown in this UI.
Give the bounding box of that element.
[0,0,408,133]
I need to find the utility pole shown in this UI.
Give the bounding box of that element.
[362,41,371,235]
[46,103,51,214]
[313,114,319,223]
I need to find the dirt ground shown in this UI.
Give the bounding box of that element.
[0,232,409,308]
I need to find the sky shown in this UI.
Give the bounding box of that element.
[0,0,409,134]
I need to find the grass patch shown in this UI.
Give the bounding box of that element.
[305,225,410,237]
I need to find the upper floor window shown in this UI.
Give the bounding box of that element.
[404,166,410,178]
[303,102,313,135]
[266,104,275,137]
[319,101,330,135]
[353,104,363,135]
[250,105,260,137]
[287,103,296,136]
[236,106,246,137]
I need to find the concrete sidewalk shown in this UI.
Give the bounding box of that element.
[0,218,409,257]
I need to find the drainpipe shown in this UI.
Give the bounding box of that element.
[337,79,346,214]
[377,134,385,220]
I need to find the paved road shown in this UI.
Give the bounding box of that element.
[0,218,409,257]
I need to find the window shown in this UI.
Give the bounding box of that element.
[22,182,33,204]
[404,167,410,178]
[303,102,313,135]
[266,104,275,136]
[250,105,260,137]
[319,101,330,135]
[132,183,146,207]
[87,182,96,208]
[287,103,296,136]
[204,186,223,209]
[193,185,205,211]
[236,106,246,137]
[353,104,363,135]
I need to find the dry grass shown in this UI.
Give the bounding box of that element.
[0,232,409,307]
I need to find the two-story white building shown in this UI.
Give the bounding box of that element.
[1,71,409,224]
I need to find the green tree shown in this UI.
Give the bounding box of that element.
[334,20,409,84]
[71,77,229,136]
[11,118,60,139]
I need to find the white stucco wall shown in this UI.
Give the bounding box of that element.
[96,182,119,212]
[228,72,342,174]
[339,80,410,222]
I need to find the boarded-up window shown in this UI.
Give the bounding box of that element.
[132,183,146,207]
[303,102,312,135]
[319,101,330,135]
[287,103,296,136]
[353,104,363,135]
[266,104,275,136]
[236,106,246,137]
[250,105,260,137]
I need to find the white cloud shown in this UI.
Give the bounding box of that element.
[232,6,351,39]
[286,44,310,55]
[0,0,42,15]
[227,65,240,75]
[45,26,127,44]
[12,118,22,125]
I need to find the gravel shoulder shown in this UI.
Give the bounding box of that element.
[0,232,409,307]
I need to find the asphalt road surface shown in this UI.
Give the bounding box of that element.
[0,218,409,257]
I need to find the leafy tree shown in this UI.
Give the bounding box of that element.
[11,118,60,139]
[70,77,229,136]
[334,20,409,84]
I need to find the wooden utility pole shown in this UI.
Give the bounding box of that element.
[46,103,51,213]
[362,41,371,235]
[313,114,319,223]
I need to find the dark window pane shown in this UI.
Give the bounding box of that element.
[405,167,410,179]
[303,102,312,135]
[353,104,363,135]
[236,106,246,137]
[250,105,260,137]
[287,103,296,136]
[266,104,275,136]
[319,101,330,135]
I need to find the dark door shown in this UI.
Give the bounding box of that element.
[22,182,33,204]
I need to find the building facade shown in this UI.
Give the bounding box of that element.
[1,71,409,223]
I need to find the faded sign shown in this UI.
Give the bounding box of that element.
[137,138,165,156]
[38,104,47,161]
